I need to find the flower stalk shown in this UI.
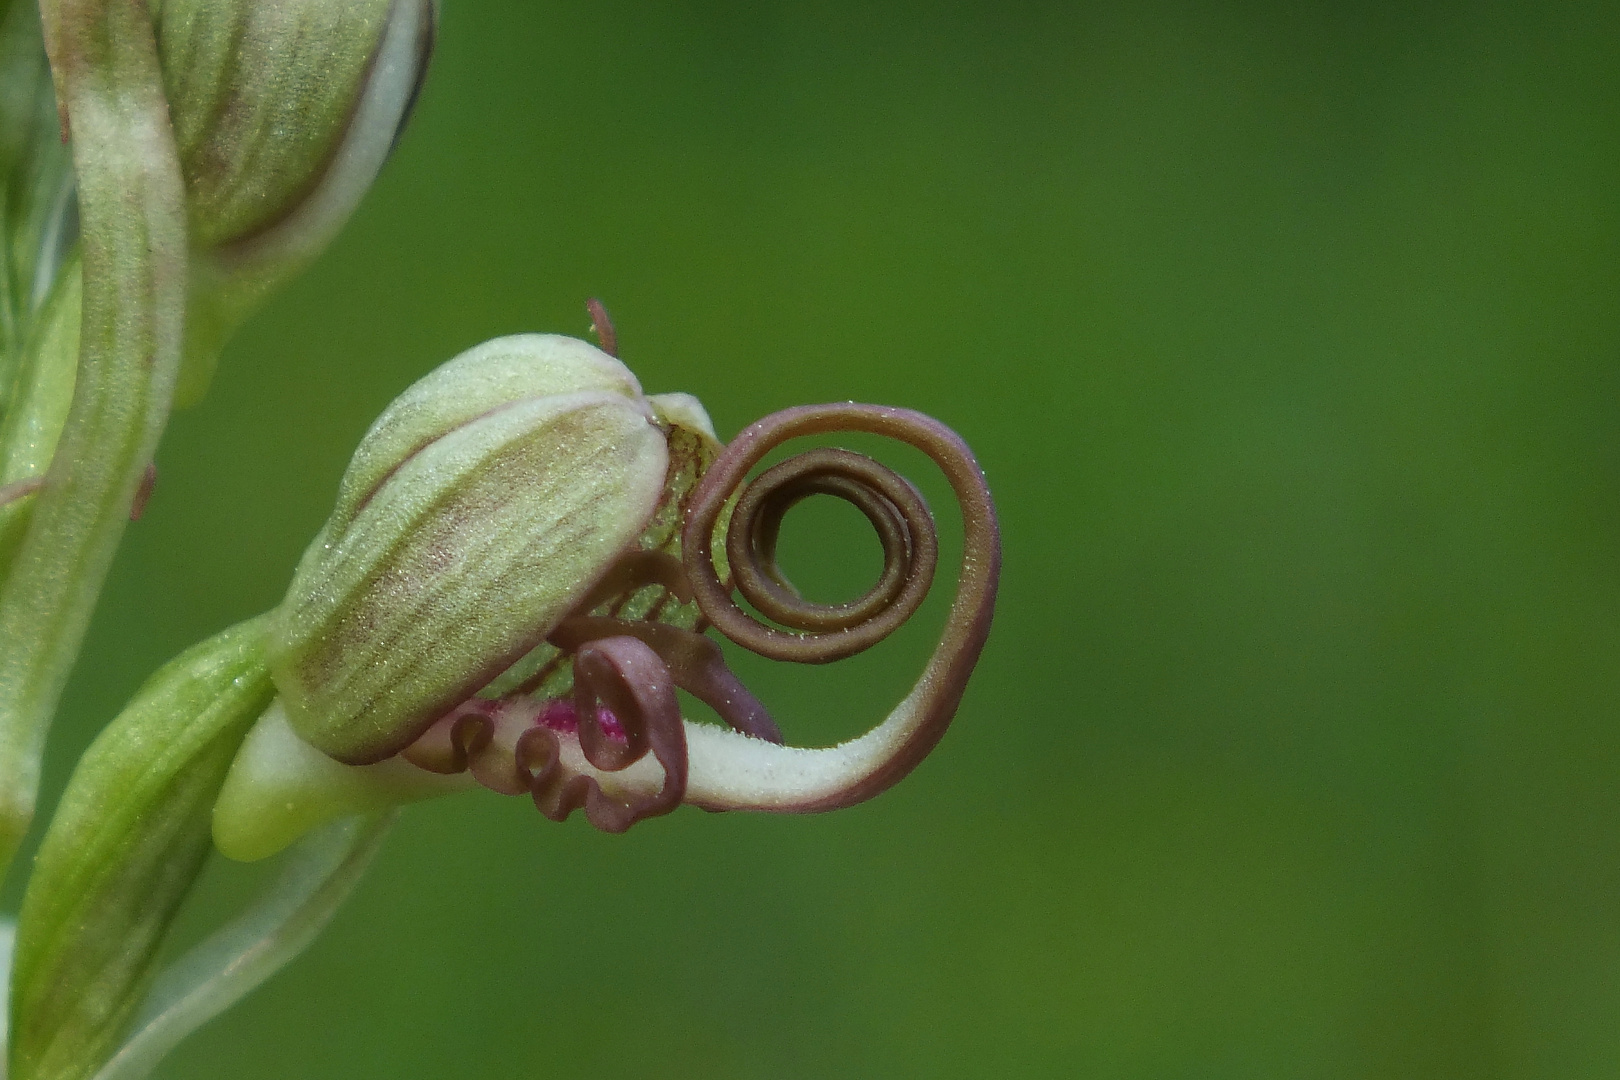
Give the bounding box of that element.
[0,0,188,875]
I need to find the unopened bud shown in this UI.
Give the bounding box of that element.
[265,334,673,765]
[153,0,438,403]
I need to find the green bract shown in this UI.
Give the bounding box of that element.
[265,334,674,765]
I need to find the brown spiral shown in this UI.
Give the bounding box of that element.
[680,402,1000,809]
[683,402,997,666]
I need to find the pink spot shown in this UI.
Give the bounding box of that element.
[536,698,626,742]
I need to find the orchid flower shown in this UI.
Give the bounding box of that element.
[7,304,1000,1080]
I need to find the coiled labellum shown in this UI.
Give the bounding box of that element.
[215,323,1000,859]
[678,403,999,811]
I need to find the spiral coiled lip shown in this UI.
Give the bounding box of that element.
[727,445,936,645]
[678,402,1001,813]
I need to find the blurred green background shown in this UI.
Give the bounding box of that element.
[13,0,1620,1076]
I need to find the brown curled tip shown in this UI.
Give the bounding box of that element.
[524,635,687,832]
[401,641,688,834]
[682,405,963,664]
[679,402,1001,812]
[400,703,489,774]
[551,616,784,744]
[586,298,618,358]
[401,699,533,794]
[729,446,936,653]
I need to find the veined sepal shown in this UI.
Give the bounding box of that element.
[265,334,675,765]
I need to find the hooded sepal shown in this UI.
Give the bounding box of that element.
[265,334,671,765]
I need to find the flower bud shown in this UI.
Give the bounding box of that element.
[265,334,672,766]
[152,0,438,404]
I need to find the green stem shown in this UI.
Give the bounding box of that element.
[0,252,81,574]
[0,0,185,875]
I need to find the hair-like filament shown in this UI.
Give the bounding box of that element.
[586,298,618,358]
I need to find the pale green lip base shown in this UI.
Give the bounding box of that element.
[214,691,934,863]
[213,701,472,863]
